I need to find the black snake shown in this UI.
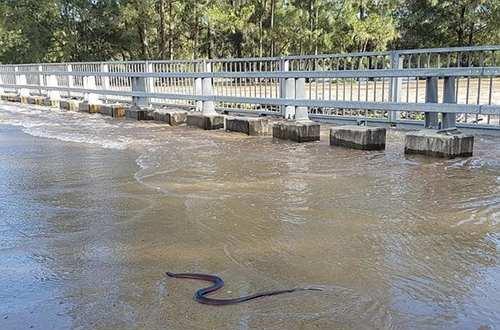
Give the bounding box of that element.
[166,272,322,306]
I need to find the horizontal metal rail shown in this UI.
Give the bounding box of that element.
[8,67,500,78]
[1,81,499,115]
[1,45,499,131]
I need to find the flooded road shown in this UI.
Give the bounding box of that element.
[0,102,499,329]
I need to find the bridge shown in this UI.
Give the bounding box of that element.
[0,45,499,157]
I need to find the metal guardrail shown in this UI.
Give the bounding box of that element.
[0,46,499,130]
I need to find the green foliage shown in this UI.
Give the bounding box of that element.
[0,0,498,64]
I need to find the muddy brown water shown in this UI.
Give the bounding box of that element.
[0,102,499,329]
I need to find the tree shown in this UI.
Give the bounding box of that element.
[396,0,500,49]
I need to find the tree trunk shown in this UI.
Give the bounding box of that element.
[270,0,275,57]
[138,24,150,60]
[168,0,173,60]
[259,0,267,58]
[314,0,319,55]
[456,5,466,46]
[157,0,166,59]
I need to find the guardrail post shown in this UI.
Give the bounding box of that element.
[15,66,30,98]
[67,64,74,98]
[295,77,309,121]
[83,75,99,104]
[38,65,44,95]
[186,60,224,130]
[279,58,290,117]
[424,77,439,129]
[101,63,110,101]
[146,61,155,101]
[47,74,60,104]
[272,74,320,142]
[0,71,4,95]
[195,61,203,111]
[202,61,217,115]
[284,76,296,119]
[388,51,403,123]
[442,77,457,130]
[131,62,150,107]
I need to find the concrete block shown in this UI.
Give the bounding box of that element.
[272,121,320,142]
[59,99,81,112]
[152,109,188,125]
[20,96,30,104]
[225,116,270,136]
[100,104,127,118]
[1,94,21,103]
[404,129,474,158]
[44,99,60,108]
[125,106,154,121]
[187,113,224,130]
[330,125,386,150]
[78,101,101,114]
[25,96,54,107]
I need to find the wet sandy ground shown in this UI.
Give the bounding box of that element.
[0,102,499,329]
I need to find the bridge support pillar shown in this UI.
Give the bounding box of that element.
[79,75,101,113]
[388,52,403,123]
[404,76,474,158]
[15,67,30,103]
[187,61,225,130]
[273,77,320,142]
[46,74,61,107]
[126,61,157,119]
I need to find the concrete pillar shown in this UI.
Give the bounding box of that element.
[425,77,439,129]
[280,59,296,118]
[186,61,224,130]
[146,62,155,96]
[15,67,30,98]
[202,61,217,115]
[295,77,309,121]
[272,76,320,143]
[38,65,44,95]
[132,76,149,107]
[405,76,473,158]
[388,52,403,123]
[195,76,203,111]
[284,75,296,119]
[83,75,100,104]
[101,64,110,101]
[0,71,4,95]
[442,77,457,130]
[67,64,74,98]
[47,75,61,102]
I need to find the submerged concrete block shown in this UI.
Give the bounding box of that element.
[78,101,101,114]
[405,129,474,158]
[100,104,127,118]
[27,96,42,105]
[187,113,224,130]
[225,116,270,136]
[272,121,320,142]
[330,125,386,150]
[152,109,188,125]
[1,94,21,103]
[45,99,60,108]
[59,99,81,112]
[20,96,30,104]
[125,106,154,121]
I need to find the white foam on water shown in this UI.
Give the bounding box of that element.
[24,126,131,150]
[0,103,132,150]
